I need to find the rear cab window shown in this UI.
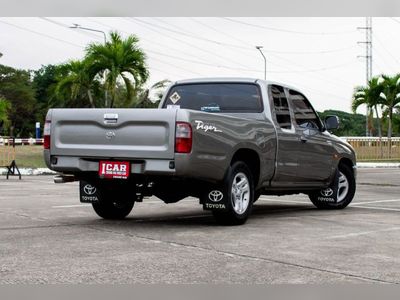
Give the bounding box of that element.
[163,83,263,113]
[268,85,292,130]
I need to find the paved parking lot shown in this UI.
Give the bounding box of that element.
[0,168,399,283]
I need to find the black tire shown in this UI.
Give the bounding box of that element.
[211,161,254,225]
[92,185,134,219]
[309,163,356,209]
[92,201,134,220]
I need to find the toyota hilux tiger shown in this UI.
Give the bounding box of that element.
[44,78,357,225]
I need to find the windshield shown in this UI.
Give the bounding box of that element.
[163,83,263,113]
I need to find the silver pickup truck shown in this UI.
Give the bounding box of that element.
[44,78,356,225]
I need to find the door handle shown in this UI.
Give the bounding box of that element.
[300,135,308,143]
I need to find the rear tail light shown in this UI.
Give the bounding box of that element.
[175,122,192,153]
[43,120,51,149]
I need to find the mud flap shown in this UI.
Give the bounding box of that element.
[79,181,101,203]
[202,188,229,211]
[314,170,340,204]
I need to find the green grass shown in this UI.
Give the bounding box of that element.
[14,146,46,168]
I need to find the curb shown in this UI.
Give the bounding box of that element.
[0,163,399,176]
[0,168,57,176]
[357,163,400,168]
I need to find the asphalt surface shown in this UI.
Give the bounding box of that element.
[0,168,399,283]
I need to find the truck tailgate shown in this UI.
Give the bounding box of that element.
[50,109,176,160]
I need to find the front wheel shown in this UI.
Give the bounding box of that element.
[210,161,254,225]
[309,163,356,209]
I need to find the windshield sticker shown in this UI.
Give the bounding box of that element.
[194,120,222,133]
[169,92,181,104]
[167,105,180,109]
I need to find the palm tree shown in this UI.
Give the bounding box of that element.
[380,74,400,139]
[85,31,149,108]
[55,59,98,108]
[352,76,384,137]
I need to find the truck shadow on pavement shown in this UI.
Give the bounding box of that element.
[88,203,316,227]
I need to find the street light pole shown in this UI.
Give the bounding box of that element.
[70,24,107,43]
[70,24,108,107]
[256,46,266,80]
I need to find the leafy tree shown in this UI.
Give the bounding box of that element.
[85,31,149,108]
[54,59,101,108]
[0,96,11,135]
[0,64,37,137]
[33,64,62,121]
[319,110,367,136]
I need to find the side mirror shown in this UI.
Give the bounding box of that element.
[325,115,340,130]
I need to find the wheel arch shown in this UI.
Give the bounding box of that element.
[230,148,260,187]
[339,157,355,174]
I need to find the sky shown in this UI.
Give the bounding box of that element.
[1,17,400,113]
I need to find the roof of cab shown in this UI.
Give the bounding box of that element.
[173,77,301,92]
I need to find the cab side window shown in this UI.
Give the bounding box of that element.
[289,90,321,130]
[269,85,292,130]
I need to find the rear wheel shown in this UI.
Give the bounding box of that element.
[92,200,134,220]
[309,163,355,209]
[90,183,134,219]
[211,161,254,225]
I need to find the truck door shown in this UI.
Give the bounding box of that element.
[268,85,299,186]
[287,89,334,184]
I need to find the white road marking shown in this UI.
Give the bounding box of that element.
[352,199,400,205]
[52,204,91,208]
[350,205,400,212]
[259,197,309,204]
[325,227,400,239]
[259,197,400,212]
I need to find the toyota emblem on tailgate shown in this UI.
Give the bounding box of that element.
[106,131,116,140]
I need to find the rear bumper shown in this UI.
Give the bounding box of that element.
[47,155,175,176]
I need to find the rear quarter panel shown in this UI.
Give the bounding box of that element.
[174,109,276,187]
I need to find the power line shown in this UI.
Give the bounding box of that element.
[39,17,104,41]
[155,18,357,81]
[149,56,204,77]
[148,66,185,80]
[148,18,357,55]
[91,18,225,66]
[139,18,356,89]
[371,46,391,74]
[389,17,400,26]
[90,18,358,76]
[372,31,400,66]
[126,18,253,69]
[267,51,354,88]
[90,18,248,73]
[221,18,356,35]
[0,19,84,49]
[181,18,356,87]
[1,17,356,88]
[191,18,356,55]
[131,17,250,51]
